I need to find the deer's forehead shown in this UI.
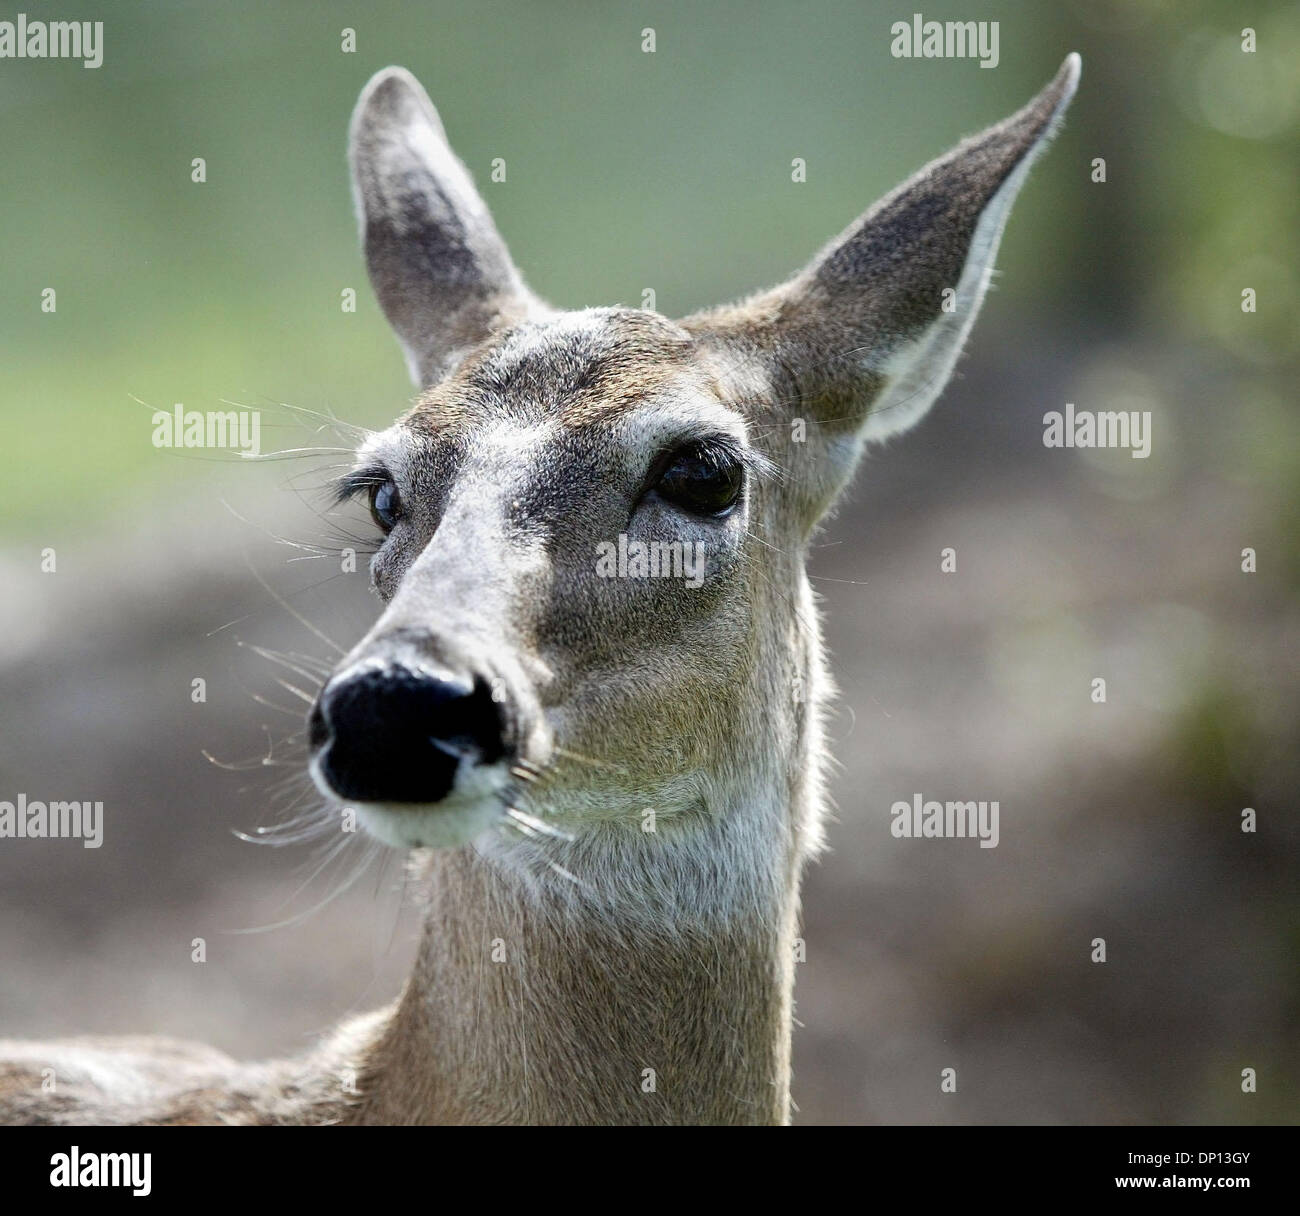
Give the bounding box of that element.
[404,307,726,433]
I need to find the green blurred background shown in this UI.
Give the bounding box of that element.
[0,0,1296,1123]
[4,0,1295,537]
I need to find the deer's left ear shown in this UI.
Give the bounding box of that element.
[685,54,1079,452]
[350,67,547,387]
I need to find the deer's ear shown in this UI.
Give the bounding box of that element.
[686,55,1079,449]
[349,67,546,387]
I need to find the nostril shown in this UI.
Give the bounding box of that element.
[451,677,507,765]
[312,663,507,804]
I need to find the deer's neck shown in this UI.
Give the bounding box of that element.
[347,790,804,1125]
[333,576,826,1126]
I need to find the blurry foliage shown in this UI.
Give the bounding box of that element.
[0,0,1293,537]
[1159,673,1267,814]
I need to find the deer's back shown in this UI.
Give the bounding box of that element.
[0,1036,293,1125]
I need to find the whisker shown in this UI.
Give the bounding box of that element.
[227,834,384,934]
[505,807,575,842]
[552,745,627,775]
[242,558,346,656]
[219,396,374,444]
[273,677,318,707]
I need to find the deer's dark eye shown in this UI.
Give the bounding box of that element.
[654,444,744,517]
[369,480,403,532]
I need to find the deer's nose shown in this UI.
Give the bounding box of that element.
[310,662,506,804]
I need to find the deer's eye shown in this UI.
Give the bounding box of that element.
[369,480,403,532]
[654,444,744,517]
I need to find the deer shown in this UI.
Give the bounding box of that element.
[0,56,1079,1125]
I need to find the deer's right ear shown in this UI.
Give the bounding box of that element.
[349,67,545,387]
[685,55,1079,517]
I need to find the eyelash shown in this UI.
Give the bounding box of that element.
[332,467,391,508]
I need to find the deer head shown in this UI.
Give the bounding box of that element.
[308,58,1079,858]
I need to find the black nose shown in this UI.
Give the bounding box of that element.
[310,662,506,804]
